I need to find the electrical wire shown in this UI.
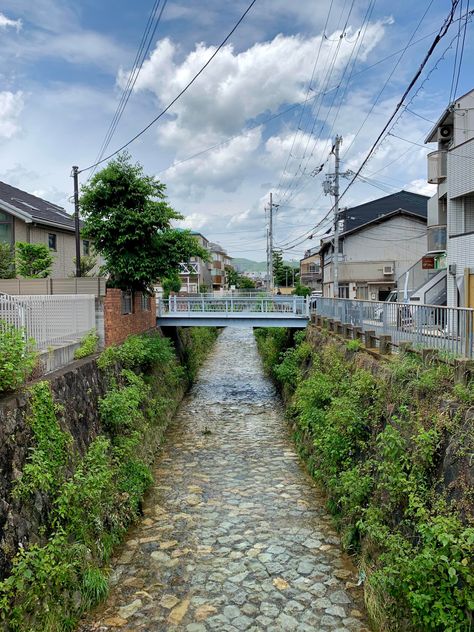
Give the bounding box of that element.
[79,0,258,174]
[89,0,168,179]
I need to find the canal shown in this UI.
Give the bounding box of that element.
[79,327,369,631]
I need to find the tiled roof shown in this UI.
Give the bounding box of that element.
[0,180,76,230]
[341,190,428,233]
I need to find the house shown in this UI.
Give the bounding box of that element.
[178,231,213,293]
[320,191,428,299]
[0,181,91,278]
[299,247,322,291]
[424,88,474,308]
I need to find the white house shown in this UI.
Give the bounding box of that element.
[320,191,428,300]
[425,88,474,308]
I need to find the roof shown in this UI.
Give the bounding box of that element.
[0,180,76,231]
[340,190,428,233]
[425,88,474,143]
[209,242,228,255]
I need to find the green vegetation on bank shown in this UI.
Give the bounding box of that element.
[73,329,99,360]
[0,322,37,395]
[0,328,217,631]
[255,327,474,632]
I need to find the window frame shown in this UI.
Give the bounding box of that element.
[0,210,14,246]
[48,233,57,251]
[82,239,90,255]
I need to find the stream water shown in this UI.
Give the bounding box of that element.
[79,327,369,632]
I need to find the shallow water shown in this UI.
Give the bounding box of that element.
[79,328,369,632]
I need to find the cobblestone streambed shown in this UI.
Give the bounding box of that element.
[80,328,369,632]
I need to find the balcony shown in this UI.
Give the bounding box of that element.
[427,225,447,252]
[427,150,447,184]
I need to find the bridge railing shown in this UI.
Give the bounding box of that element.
[158,296,309,317]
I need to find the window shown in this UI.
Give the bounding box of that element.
[83,239,90,255]
[141,292,151,311]
[356,285,369,300]
[464,195,474,233]
[121,290,133,315]
[48,233,57,251]
[0,210,13,245]
[338,284,349,298]
[308,263,319,273]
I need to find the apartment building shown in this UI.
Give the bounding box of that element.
[424,88,474,308]
[209,242,233,291]
[177,231,213,293]
[299,248,322,292]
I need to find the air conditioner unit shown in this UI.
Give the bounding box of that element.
[437,125,453,143]
[383,265,394,275]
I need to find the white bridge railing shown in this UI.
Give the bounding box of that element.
[158,296,309,317]
[0,293,96,350]
[315,297,474,358]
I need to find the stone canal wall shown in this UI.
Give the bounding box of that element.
[0,327,218,630]
[255,324,474,632]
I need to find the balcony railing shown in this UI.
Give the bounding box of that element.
[427,150,447,184]
[427,225,447,252]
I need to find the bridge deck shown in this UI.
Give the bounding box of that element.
[156,296,310,328]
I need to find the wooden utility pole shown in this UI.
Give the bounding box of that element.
[72,166,81,278]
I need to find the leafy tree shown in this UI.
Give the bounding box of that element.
[162,273,181,299]
[71,254,98,277]
[0,243,15,278]
[239,276,256,289]
[16,242,54,278]
[292,283,311,297]
[226,267,239,288]
[80,153,208,291]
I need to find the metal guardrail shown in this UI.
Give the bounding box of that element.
[158,296,309,317]
[0,294,96,350]
[315,297,474,358]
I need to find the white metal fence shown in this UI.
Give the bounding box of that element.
[0,294,96,350]
[315,297,474,358]
[158,296,309,317]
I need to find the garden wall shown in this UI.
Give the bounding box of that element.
[103,288,156,347]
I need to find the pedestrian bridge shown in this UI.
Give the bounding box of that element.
[157,296,310,328]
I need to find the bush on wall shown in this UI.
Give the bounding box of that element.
[255,327,474,632]
[0,321,37,395]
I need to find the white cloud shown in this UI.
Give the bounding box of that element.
[163,127,262,194]
[0,12,22,31]
[406,179,436,197]
[121,21,387,157]
[0,91,24,139]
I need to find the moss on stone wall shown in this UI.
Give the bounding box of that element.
[0,328,217,631]
[255,325,474,632]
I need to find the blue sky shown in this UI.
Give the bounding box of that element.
[0,0,472,260]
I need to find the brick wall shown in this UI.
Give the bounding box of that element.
[104,288,156,347]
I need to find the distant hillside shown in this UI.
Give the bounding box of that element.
[233,258,299,273]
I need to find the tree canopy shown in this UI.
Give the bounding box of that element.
[80,153,208,291]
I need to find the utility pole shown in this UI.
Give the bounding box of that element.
[269,191,273,292]
[266,226,270,291]
[72,166,81,278]
[333,136,341,298]
[267,191,279,293]
[323,136,346,298]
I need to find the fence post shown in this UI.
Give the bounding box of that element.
[364,329,375,349]
[379,334,392,355]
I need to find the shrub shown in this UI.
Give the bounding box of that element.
[16,242,54,278]
[0,321,37,394]
[0,242,15,278]
[98,332,175,371]
[74,329,99,359]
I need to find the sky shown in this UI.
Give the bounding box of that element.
[0,0,472,261]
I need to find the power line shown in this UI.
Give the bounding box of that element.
[271,0,462,254]
[89,0,168,179]
[79,0,258,174]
